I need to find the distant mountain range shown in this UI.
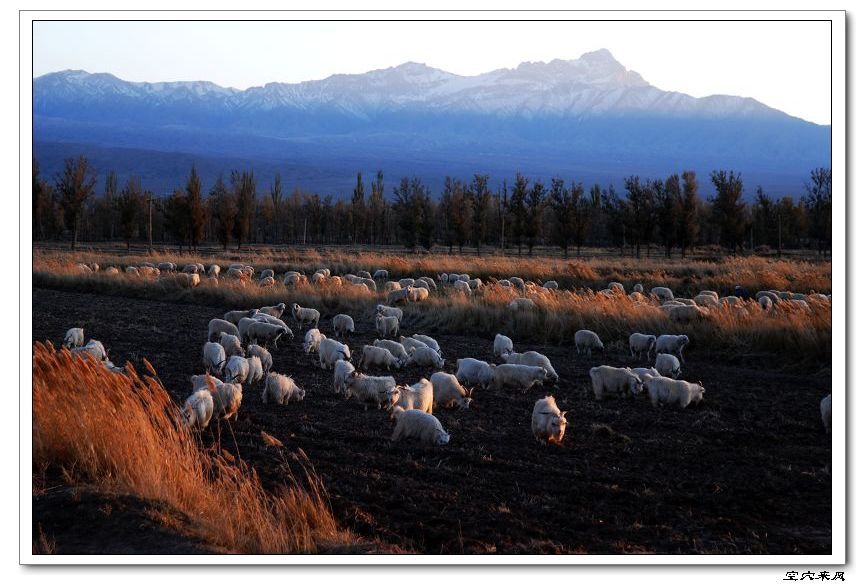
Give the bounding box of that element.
[33,49,830,197]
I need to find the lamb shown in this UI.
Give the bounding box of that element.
[211,382,243,420]
[651,286,675,301]
[181,390,215,429]
[208,319,240,342]
[332,314,355,339]
[654,353,682,379]
[490,364,547,391]
[411,333,441,355]
[359,345,402,371]
[821,394,831,433]
[407,287,429,302]
[202,342,226,375]
[455,358,495,389]
[387,287,411,304]
[629,367,661,384]
[71,340,107,362]
[372,339,410,365]
[376,304,403,322]
[645,377,705,409]
[262,372,305,405]
[454,280,472,295]
[346,373,399,409]
[318,338,351,370]
[531,396,568,445]
[291,303,320,328]
[589,365,643,400]
[375,314,400,338]
[655,334,689,364]
[373,269,389,280]
[504,351,558,383]
[509,298,536,311]
[406,345,445,369]
[629,333,657,360]
[493,333,514,360]
[224,355,251,384]
[190,373,218,393]
[64,327,84,349]
[542,280,559,290]
[259,303,286,318]
[394,378,435,414]
[223,308,258,325]
[303,328,326,354]
[219,332,245,357]
[430,372,472,409]
[245,355,265,384]
[574,329,604,357]
[390,407,450,446]
[333,359,356,397]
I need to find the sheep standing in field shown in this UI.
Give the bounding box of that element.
[407,286,430,303]
[758,296,774,311]
[71,339,107,361]
[609,282,625,294]
[574,329,604,357]
[259,276,275,287]
[376,304,403,322]
[181,390,215,429]
[374,269,389,281]
[390,407,450,446]
[259,303,286,318]
[418,276,438,291]
[318,338,351,370]
[303,328,326,354]
[589,366,642,400]
[247,344,272,373]
[411,333,441,355]
[509,298,535,311]
[466,278,482,290]
[202,342,226,375]
[387,287,411,305]
[359,345,402,371]
[346,373,399,409]
[394,378,435,414]
[493,333,514,361]
[651,286,674,301]
[629,333,657,361]
[208,319,240,342]
[821,394,832,433]
[219,332,245,358]
[125,266,139,276]
[531,396,568,445]
[628,367,661,385]
[694,294,719,308]
[406,345,445,369]
[633,283,644,294]
[262,372,305,405]
[543,280,559,290]
[430,372,472,409]
[645,377,705,409]
[246,321,290,348]
[211,382,243,420]
[372,339,410,366]
[654,353,682,379]
[399,278,416,289]
[291,303,320,329]
[490,364,547,392]
[245,356,265,385]
[283,272,303,286]
[157,262,175,273]
[190,373,218,393]
[332,314,355,340]
[655,334,689,364]
[260,269,275,280]
[224,309,259,325]
[333,359,356,397]
[376,314,400,338]
[663,304,708,323]
[456,358,495,389]
[399,335,428,354]
[505,351,558,383]
[104,266,119,275]
[454,280,471,295]
[206,264,220,278]
[224,355,251,384]
[64,327,84,349]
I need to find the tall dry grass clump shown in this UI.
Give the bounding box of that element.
[32,342,350,554]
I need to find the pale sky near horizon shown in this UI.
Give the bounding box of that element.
[33,20,832,125]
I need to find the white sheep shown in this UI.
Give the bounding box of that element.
[493,333,514,361]
[333,359,356,397]
[454,280,471,295]
[190,373,218,393]
[373,269,389,280]
[609,282,625,294]
[64,327,84,349]
[181,390,215,429]
[430,372,472,409]
[359,344,402,371]
[406,345,445,369]
[332,314,355,339]
[645,377,705,408]
[376,304,403,322]
[628,367,661,385]
[574,329,604,357]
[655,334,689,364]
[245,321,290,348]
[260,269,275,280]
[224,355,251,384]
[219,332,245,358]
[387,287,411,304]
[291,303,320,328]
[467,278,483,290]
[698,290,719,300]
[318,338,351,370]
[223,308,259,325]
[104,266,119,275]
[448,273,461,283]
[390,407,450,446]
[398,335,427,354]
[399,278,416,288]
[157,261,175,273]
[357,270,373,280]
[663,304,708,323]
[589,365,642,400]
[489,363,547,391]
[208,319,240,342]
[125,266,139,275]
[303,328,326,354]
[531,396,568,445]
[673,297,698,306]
[509,298,536,311]
[758,296,774,311]
[71,339,107,361]
[633,283,644,293]
[407,287,429,302]
[498,279,513,288]
[202,341,226,375]
[283,272,304,286]
[651,286,674,301]
[259,276,276,288]
[394,378,435,414]
[207,264,220,277]
[504,351,558,383]
[694,294,719,308]
[456,358,495,389]
[821,394,831,433]
[246,355,265,384]
[654,353,682,379]
[509,276,526,292]
[262,372,305,404]
[372,339,410,365]
[253,312,292,332]
[259,303,286,318]
[346,373,399,409]
[629,333,657,360]
[419,276,438,291]
[411,333,441,354]
[211,382,243,420]
[542,280,559,290]
[376,314,400,338]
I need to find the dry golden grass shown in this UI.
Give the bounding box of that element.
[32,342,351,554]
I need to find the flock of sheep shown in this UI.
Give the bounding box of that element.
[63,261,833,445]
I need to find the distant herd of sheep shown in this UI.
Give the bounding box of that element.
[63,261,833,445]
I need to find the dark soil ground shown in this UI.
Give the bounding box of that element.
[31,287,833,555]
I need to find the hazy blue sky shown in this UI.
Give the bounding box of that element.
[33,20,831,124]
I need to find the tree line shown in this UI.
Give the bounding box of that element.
[32,155,831,258]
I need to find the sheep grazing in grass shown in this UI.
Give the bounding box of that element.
[318,338,351,370]
[633,283,644,293]
[224,355,251,384]
[262,372,305,405]
[505,351,558,383]
[650,286,674,301]
[64,327,84,349]
[181,390,215,429]
[259,276,275,288]
[190,373,218,393]
[219,332,245,358]
[387,287,411,305]
[543,280,559,290]
[376,304,403,322]
[374,269,389,280]
[207,264,220,278]
[399,335,428,354]
[246,322,290,348]
[509,298,536,311]
[212,382,243,420]
[720,296,742,307]
[245,344,272,373]
[629,333,657,361]
[694,294,719,308]
[454,280,471,295]
[208,319,240,343]
[532,396,568,445]
[394,378,435,414]
[456,358,495,389]
[372,339,410,366]
[333,359,356,397]
[664,304,709,323]
[390,407,450,446]
[291,303,320,329]
[283,272,303,286]
[574,329,604,357]
[655,334,689,364]
[376,314,400,338]
[654,353,682,379]
[259,269,275,280]
[508,276,526,293]
[608,282,626,294]
[399,278,416,288]
[490,364,547,391]
[406,345,445,369]
[645,377,705,409]
[223,308,259,325]
[245,356,265,384]
[419,276,438,291]
[253,313,291,331]
[202,342,226,375]
[758,296,774,311]
[104,266,119,275]
[259,303,286,318]
[430,372,472,409]
[407,286,430,303]
[498,279,513,288]
[226,267,245,281]
[384,281,402,293]
[157,262,175,273]
[303,328,326,354]
[332,314,355,339]
[821,394,831,433]
[589,366,642,400]
[411,333,441,355]
[182,263,199,274]
[466,278,483,290]
[125,266,139,275]
[71,340,107,362]
[346,373,399,409]
[359,345,403,371]
[414,280,431,292]
[628,367,661,385]
[493,333,514,361]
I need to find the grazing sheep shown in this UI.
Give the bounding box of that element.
[399,335,428,354]
[190,373,218,393]
[406,345,445,369]
[226,267,245,280]
[498,279,513,288]
[589,366,643,400]
[283,271,304,286]
[664,304,708,323]
[448,273,460,283]
[454,280,472,295]
[211,382,243,420]
[318,338,351,370]
[629,333,657,360]
[411,333,441,354]
[821,394,831,433]
[291,303,320,329]
[259,303,286,318]
[633,283,644,293]
[182,263,199,274]
[509,277,526,292]
[181,390,215,429]
[71,339,107,362]
[373,269,389,280]
[387,287,411,304]
[224,355,251,384]
[430,372,471,409]
[262,372,305,404]
[104,266,119,275]
[655,335,689,364]
[376,304,403,322]
[407,287,430,302]
[219,332,245,358]
[376,314,400,338]
[651,286,674,301]
[346,373,399,409]
[419,276,438,291]
[332,314,355,339]
[466,278,483,290]
[394,378,435,414]
[505,351,558,383]
[202,342,227,375]
[245,356,264,384]
[390,407,450,446]
[720,296,742,307]
[252,313,292,332]
[509,298,536,311]
[694,294,720,308]
[208,319,239,342]
[303,328,326,354]
[384,281,402,293]
[608,282,625,294]
[399,278,416,288]
[490,364,547,392]
[260,269,275,280]
[64,327,84,349]
[531,396,568,445]
[699,290,719,299]
[654,353,682,379]
[758,296,774,311]
[157,261,176,273]
[125,266,139,275]
[456,358,495,389]
[372,339,410,365]
[493,333,514,360]
[358,278,377,292]
[645,377,705,409]
[359,345,403,371]
[207,264,220,278]
[333,359,356,397]
[414,280,430,291]
[223,309,259,325]
[629,367,661,384]
[259,276,276,288]
[574,329,604,357]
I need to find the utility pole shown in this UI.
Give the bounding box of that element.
[147,193,153,252]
